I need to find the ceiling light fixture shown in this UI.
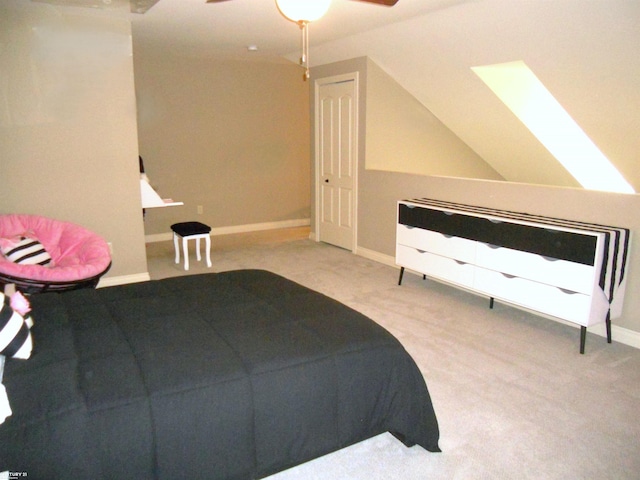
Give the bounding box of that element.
[275,0,332,80]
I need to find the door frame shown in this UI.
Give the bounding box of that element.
[313,71,360,253]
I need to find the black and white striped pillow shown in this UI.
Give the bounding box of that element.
[1,237,51,266]
[0,293,32,360]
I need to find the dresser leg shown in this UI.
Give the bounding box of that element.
[489,297,494,309]
[606,311,612,344]
[398,267,405,285]
[580,326,586,354]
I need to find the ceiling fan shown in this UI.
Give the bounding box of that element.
[206,0,400,79]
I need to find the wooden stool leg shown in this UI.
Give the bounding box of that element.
[173,233,180,265]
[205,235,212,267]
[182,237,189,270]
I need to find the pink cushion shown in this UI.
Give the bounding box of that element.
[0,215,111,282]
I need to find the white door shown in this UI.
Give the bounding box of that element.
[316,76,358,251]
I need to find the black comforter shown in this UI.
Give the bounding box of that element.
[1,270,439,479]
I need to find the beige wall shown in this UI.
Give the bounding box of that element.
[0,1,147,281]
[311,57,640,337]
[366,60,502,181]
[133,46,311,237]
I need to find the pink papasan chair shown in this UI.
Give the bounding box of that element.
[0,214,111,293]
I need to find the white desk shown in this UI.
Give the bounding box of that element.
[140,178,183,209]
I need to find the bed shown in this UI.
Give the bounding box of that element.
[0,269,440,479]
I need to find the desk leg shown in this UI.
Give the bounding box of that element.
[606,311,612,344]
[489,297,494,309]
[580,326,587,354]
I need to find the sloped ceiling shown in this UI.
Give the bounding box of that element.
[41,0,640,191]
[307,0,640,192]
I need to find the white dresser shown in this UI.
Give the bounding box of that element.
[396,198,631,353]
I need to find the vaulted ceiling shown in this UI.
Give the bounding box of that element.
[303,0,640,192]
[37,0,640,192]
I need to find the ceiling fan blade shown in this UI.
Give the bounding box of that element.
[206,0,398,4]
[353,0,399,6]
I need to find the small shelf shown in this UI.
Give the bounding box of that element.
[140,178,184,209]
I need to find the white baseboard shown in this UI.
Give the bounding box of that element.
[588,322,640,349]
[356,246,396,267]
[145,218,311,244]
[97,272,150,288]
[353,247,640,351]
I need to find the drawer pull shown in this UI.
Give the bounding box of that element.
[417,249,426,254]
[454,260,467,265]
[489,218,503,224]
[558,287,579,295]
[500,272,516,279]
[541,255,560,262]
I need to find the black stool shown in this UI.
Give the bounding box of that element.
[170,222,212,271]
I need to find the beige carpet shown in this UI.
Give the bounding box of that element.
[146,229,640,479]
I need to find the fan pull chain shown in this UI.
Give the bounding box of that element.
[298,20,310,81]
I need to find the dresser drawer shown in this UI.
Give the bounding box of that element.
[473,268,594,325]
[399,201,598,265]
[396,245,475,288]
[475,242,595,295]
[396,224,476,263]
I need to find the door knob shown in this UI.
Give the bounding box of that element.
[324,179,329,183]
